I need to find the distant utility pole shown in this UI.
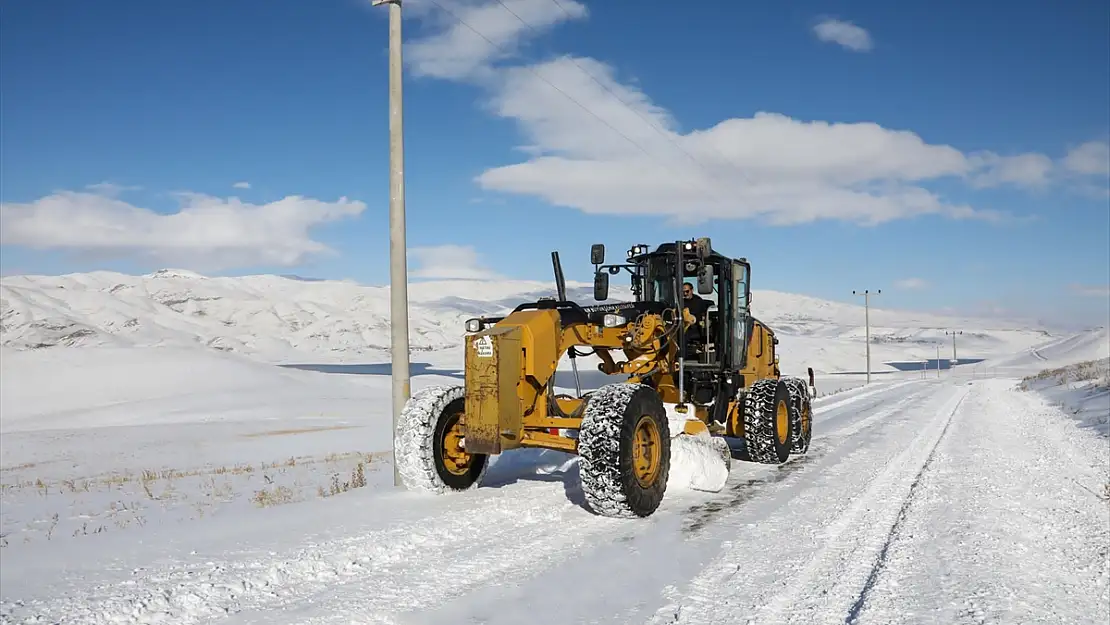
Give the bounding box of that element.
[946,330,962,365]
[372,0,409,488]
[936,345,941,378]
[852,289,881,384]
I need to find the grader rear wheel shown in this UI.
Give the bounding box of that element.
[395,384,489,492]
[578,383,671,518]
[783,376,813,454]
[742,378,793,464]
[793,398,813,454]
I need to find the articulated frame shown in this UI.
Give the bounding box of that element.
[462,303,706,457]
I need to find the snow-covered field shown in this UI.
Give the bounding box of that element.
[1,270,1107,624]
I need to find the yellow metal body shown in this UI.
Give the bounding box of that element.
[463,301,785,455]
[724,318,781,438]
[744,319,781,381]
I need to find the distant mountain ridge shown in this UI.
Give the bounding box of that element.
[0,269,1071,373]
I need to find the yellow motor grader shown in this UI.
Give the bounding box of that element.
[395,238,814,518]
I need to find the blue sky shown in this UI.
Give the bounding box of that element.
[2,0,1108,327]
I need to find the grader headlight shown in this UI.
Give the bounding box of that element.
[602,313,627,328]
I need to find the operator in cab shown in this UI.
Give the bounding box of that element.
[682,281,711,348]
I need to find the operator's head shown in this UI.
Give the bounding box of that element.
[682,283,693,299]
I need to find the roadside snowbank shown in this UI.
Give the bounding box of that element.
[1018,357,1110,437]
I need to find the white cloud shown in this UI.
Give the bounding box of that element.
[473,57,1019,225]
[1068,284,1110,298]
[1055,141,1110,198]
[85,181,141,197]
[232,181,252,189]
[409,244,502,279]
[404,0,587,80]
[894,277,929,290]
[1063,141,1110,177]
[0,190,365,271]
[967,152,1054,188]
[398,1,1098,227]
[812,18,873,52]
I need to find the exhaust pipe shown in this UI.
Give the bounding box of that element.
[551,251,582,397]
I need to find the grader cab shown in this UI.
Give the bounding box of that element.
[394,238,814,518]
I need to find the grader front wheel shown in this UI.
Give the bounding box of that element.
[395,384,489,492]
[434,408,483,488]
[578,383,671,518]
[631,414,664,488]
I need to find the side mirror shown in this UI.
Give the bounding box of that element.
[590,244,605,265]
[695,237,712,261]
[807,367,815,386]
[593,271,609,301]
[697,265,714,295]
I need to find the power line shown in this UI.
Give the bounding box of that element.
[493,0,753,191]
[421,0,741,209]
[541,0,759,189]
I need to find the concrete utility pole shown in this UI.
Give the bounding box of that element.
[946,330,962,364]
[852,289,881,384]
[372,0,409,488]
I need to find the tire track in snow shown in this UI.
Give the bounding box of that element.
[817,383,943,444]
[679,386,933,536]
[273,383,937,624]
[227,483,637,625]
[811,379,918,415]
[847,379,1110,625]
[647,383,969,625]
[386,381,943,625]
[0,474,627,625]
[840,390,967,624]
[746,385,969,625]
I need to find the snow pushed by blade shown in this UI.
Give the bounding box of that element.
[667,433,731,493]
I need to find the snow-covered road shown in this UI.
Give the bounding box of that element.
[2,377,1106,625]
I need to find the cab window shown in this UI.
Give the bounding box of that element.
[731,261,751,366]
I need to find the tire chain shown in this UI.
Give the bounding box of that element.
[394,384,488,493]
[782,376,812,454]
[742,378,785,464]
[578,383,670,518]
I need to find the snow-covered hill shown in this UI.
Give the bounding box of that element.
[991,326,1109,370]
[0,270,598,357]
[0,269,1065,373]
[0,269,1062,371]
